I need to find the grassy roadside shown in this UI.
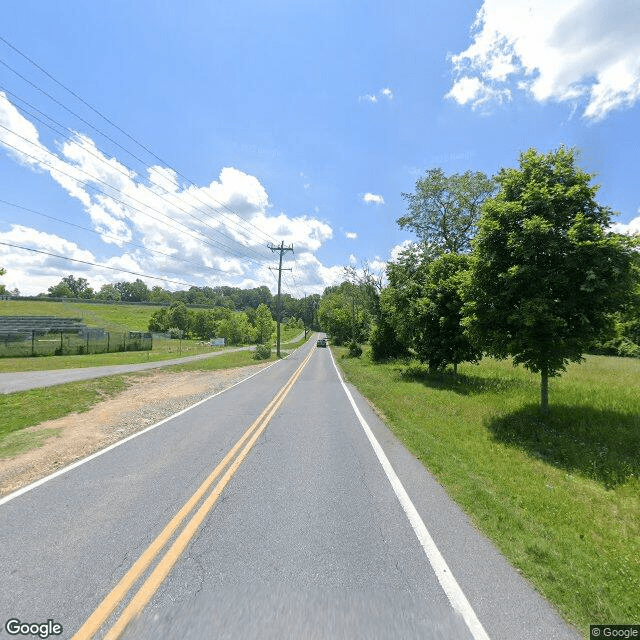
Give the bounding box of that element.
[0,348,285,459]
[0,338,227,372]
[333,346,639,636]
[0,375,131,458]
[0,333,312,459]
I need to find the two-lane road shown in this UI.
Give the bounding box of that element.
[0,337,579,639]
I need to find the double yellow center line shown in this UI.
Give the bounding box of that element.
[73,347,315,640]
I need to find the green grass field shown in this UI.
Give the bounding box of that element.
[334,348,639,637]
[0,299,158,331]
[0,299,305,372]
[0,334,309,460]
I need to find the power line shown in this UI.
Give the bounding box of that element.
[0,38,277,246]
[0,240,207,289]
[0,114,271,265]
[0,85,273,262]
[0,131,267,265]
[0,198,230,275]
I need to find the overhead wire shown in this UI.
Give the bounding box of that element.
[0,37,277,246]
[0,35,308,297]
[0,87,272,264]
[0,240,205,289]
[0,198,230,275]
[0,128,265,265]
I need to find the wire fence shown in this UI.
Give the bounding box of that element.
[0,329,152,358]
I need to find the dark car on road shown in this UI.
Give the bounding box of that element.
[316,338,327,348]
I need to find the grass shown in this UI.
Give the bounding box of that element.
[0,337,308,458]
[0,375,130,458]
[0,299,158,331]
[334,348,640,637]
[0,299,308,372]
[0,428,63,459]
[0,338,228,372]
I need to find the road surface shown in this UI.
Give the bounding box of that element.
[0,347,253,394]
[0,337,579,639]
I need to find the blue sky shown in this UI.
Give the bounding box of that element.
[1,0,639,297]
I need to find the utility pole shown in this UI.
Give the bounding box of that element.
[269,241,294,357]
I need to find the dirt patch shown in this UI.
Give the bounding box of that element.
[0,364,269,498]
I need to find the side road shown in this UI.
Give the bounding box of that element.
[0,347,254,394]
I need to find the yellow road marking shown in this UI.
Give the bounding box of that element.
[72,347,314,640]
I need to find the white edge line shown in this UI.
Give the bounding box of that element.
[328,348,491,640]
[0,343,308,508]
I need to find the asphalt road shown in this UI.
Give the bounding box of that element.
[0,337,580,639]
[0,347,252,394]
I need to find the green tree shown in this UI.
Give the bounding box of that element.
[318,283,371,345]
[464,147,636,413]
[48,275,94,298]
[254,303,275,344]
[218,311,255,345]
[150,286,173,303]
[166,301,190,334]
[115,279,150,302]
[148,307,169,333]
[191,309,218,341]
[389,253,480,374]
[47,281,74,298]
[96,283,122,301]
[0,266,6,294]
[399,168,496,254]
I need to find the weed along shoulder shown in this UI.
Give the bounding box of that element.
[4,619,63,639]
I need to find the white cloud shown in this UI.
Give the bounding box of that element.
[609,215,640,236]
[345,231,358,240]
[0,94,340,295]
[359,87,394,103]
[349,254,357,265]
[362,193,384,205]
[447,0,640,120]
[390,239,416,262]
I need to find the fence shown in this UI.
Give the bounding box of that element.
[0,329,152,358]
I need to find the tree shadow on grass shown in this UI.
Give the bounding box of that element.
[486,404,640,488]
[396,363,530,397]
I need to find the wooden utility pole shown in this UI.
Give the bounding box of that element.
[268,241,294,357]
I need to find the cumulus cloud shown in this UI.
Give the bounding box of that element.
[447,0,640,120]
[609,214,640,236]
[362,193,385,205]
[359,87,394,103]
[0,94,341,295]
[345,231,358,240]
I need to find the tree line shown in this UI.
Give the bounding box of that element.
[319,147,639,413]
[147,301,299,345]
[14,276,321,332]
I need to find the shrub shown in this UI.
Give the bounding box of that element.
[253,344,271,360]
[167,327,183,339]
[369,320,408,362]
[348,340,363,358]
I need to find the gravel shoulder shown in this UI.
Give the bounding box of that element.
[0,363,270,498]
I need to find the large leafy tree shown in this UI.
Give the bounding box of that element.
[48,275,94,298]
[96,283,122,301]
[115,279,150,302]
[399,168,496,254]
[384,244,478,372]
[254,302,275,344]
[318,283,372,345]
[465,147,636,413]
